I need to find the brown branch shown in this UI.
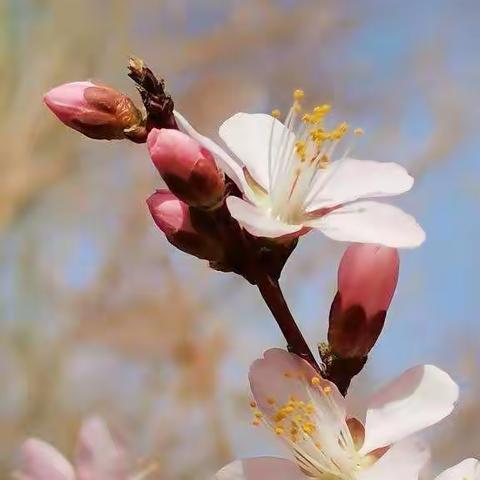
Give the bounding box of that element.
[255,272,320,372]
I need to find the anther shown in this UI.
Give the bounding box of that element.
[271,109,281,119]
[293,89,305,101]
[311,376,321,386]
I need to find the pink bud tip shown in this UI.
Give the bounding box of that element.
[338,243,399,318]
[146,189,194,236]
[146,189,222,262]
[328,243,399,358]
[44,81,144,141]
[147,129,224,208]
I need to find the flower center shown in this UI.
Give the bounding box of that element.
[267,90,364,224]
[250,374,365,480]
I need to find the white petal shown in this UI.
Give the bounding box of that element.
[435,458,480,480]
[226,196,302,238]
[357,438,430,480]
[306,158,414,212]
[360,365,459,454]
[308,201,425,248]
[174,110,250,193]
[75,416,129,480]
[20,439,75,480]
[219,112,295,191]
[215,457,304,480]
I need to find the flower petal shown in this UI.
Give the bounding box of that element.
[357,438,430,480]
[219,112,295,191]
[20,439,75,480]
[249,348,344,418]
[435,458,480,480]
[174,110,250,194]
[75,416,129,480]
[360,365,459,454]
[308,201,425,248]
[305,158,414,212]
[226,196,302,238]
[215,457,304,480]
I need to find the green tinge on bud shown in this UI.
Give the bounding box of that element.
[44,81,146,142]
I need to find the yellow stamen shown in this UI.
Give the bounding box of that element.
[311,376,321,386]
[271,109,281,119]
[354,127,365,136]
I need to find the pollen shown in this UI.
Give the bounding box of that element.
[323,386,332,395]
[354,127,365,136]
[265,395,318,443]
[311,376,321,386]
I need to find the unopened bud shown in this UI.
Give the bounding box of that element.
[147,190,221,261]
[147,129,225,208]
[44,81,146,142]
[328,243,399,358]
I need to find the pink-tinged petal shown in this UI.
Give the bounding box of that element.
[360,365,459,454]
[249,348,344,418]
[215,457,305,480]
[357,438,430,480]
[20,439,75,480]
[226,197,302,238]
[435,458,480,480]
[174,110,249,194]
[308,201,425,248]
[219,113,295,192]
[305,158,414,212]
[75,416,129,480]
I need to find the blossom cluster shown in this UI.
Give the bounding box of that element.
[15,58,477,480]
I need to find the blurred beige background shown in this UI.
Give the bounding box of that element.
[1,0,479,478]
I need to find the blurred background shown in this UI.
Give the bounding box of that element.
[1,0,479,477]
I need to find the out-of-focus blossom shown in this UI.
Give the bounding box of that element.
[147,189,222,261]
[44,81,146,142]
[434,458,480,480]
[17,416,156,480]
[147,128,225,209]
[216,349,458,480]
[174,92,425,247]
[328,243,399,358]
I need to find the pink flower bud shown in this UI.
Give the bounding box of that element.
[328,243,399,358]
[147,189,222,261]
[147,128,225,208]
[44,81,146,142]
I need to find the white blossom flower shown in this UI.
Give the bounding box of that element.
[434,458,480,480]
[215,349,458,480]
[174,91,425,248]
[17,416,157,480]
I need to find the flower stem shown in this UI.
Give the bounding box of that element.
[255,273,320,372]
